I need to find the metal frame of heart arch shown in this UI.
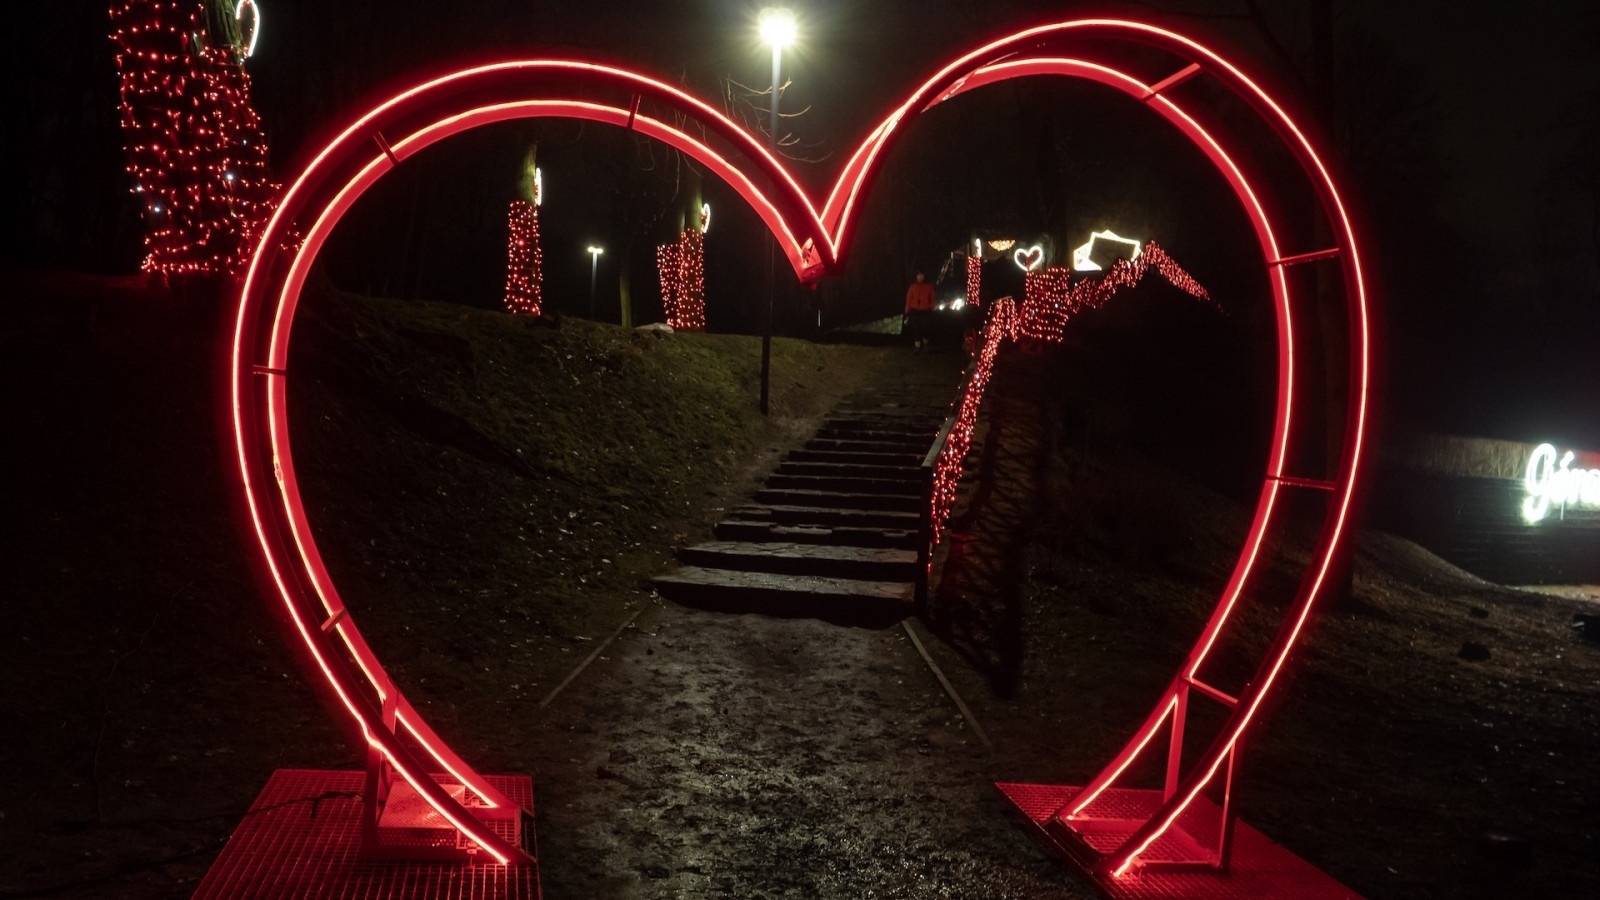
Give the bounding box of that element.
[230,18,1370,876]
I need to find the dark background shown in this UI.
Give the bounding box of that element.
[7,0,1599,448]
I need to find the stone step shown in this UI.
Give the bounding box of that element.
[755,488,922,512]
[825,413,934,425]
[786,449,924,466]
[832,406,949,421]
[774,461,923,482]
[713,519,920,549]
[805,437,931,454]
[650,566,913,627]
[827,420,942,431]
[816,425,936,442]
[731,504,922,530]
[764,473,924,496]
[677,541,918,581]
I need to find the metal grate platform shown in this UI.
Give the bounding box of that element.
[195,769,539,899]
[996,783,1361,899]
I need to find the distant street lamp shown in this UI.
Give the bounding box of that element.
[587,245,604,319]
[758,7,796,416]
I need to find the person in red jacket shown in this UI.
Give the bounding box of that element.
[903,271,935,349]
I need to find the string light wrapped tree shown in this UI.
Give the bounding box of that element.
[503,147,544,315]
[657,202,708,331]
[109,0,277,279]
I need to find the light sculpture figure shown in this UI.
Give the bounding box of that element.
[1013,243,1044,272]
[1072,228,1142,271]
[227,18,1371,889]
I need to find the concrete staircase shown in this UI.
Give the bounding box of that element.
[652,401,949,627]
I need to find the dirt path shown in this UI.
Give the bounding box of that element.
[529,600,1089,899]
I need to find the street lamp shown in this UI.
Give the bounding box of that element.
[758,7,795,416]
[587,245,604,319]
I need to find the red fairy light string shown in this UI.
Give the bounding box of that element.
[657,228,706,330]
[657,242,682,325]
[928,242,1209,547]
[929,295,1016,547]
[966,254,981,309]
[679,228,705,330]
[503,200,543,315]
[109,0,278,278]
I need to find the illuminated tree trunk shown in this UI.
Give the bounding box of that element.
[504,200,543,315]
[657,164,708,330]
[109,0,277,278]
[504,143,544,314]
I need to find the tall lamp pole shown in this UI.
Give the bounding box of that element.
[587,245,604,320]
[758,8,795,415]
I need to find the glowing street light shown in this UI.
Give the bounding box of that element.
[758,7,796,416]
[587,245,604,319]
[759,7,798,50]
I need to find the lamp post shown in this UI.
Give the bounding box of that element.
[757,7,795,415]
[587,245,604,320]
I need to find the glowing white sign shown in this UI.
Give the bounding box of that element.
[1522,443,1600,523]
[1073,229,1141,271]
[1013,244,1044,272]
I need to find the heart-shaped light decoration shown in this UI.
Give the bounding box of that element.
[1013,244,1044,272]
[230,18,1371,876]
[235,0,260,60]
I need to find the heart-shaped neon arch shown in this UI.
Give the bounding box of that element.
[231,18,1369,872]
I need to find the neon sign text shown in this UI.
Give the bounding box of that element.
[1523,443,1600,523]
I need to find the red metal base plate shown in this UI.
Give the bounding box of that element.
[195,769,539,899]
[996,782,1360,899]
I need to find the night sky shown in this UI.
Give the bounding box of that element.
[8,0,1599,445]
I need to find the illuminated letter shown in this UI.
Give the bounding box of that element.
[1523,443,1555,523]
